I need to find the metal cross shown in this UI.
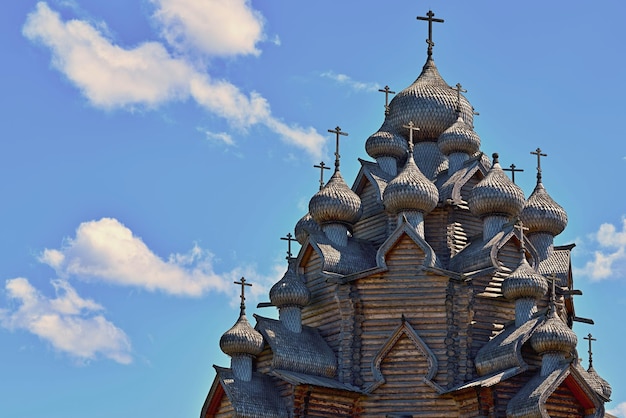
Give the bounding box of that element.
[530,147,547,182]
[503,163,524,184]
[328,126,348,170]
[313,161,330,190]
[234,277,252,315]
[403,121,420,152]
[584,333,597,368]
[513,220,529,249]
[378,85,396,115]
[417,10,444,57]
[451,83,467,113]
[545,273,560,308]
[280,233,296,259]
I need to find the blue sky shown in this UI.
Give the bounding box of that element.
[1,1,625,417]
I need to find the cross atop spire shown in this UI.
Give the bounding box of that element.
[451,83,467,113]
[584,333,597,369]
[503,163,524,184]
[280,233,296,259]
[514,220,529,251]
[403,121,419,152]
[417,10,444,57]
[530,147,547,183]
[378,85,396,116]
[328,126,349,171]
[314,161,330,190]
[546,273,559,312]
[234,277,252,316]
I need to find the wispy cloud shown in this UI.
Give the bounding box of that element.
[575,217,626,281]
[608,401,626,418]
[198,128,235,146]
[23,2,325,159]
[320,70,380,92]
[0,278,132,364]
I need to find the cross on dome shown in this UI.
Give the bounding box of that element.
[328,126,349,170]
[280,233,296,259]
[403,121,419,152]
[514,220,529,250]
[234,277,252,315]
[530,147,547,182]
[503,163,524,184]
[378,85,396,115]
[451,83,467,113]
[584,333,597,368]
[313,161,330,190]
[416,10,444,57]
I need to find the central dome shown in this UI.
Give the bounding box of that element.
[385,57,474,140]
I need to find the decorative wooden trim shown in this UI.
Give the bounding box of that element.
[376,216,440,269]
[365,315,443,394]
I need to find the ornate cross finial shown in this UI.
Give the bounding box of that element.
[514,220,529,250]
[234,277,252,315]
[530,147,547,183]
[451,83,467,113]
[545,273,559,311]
[403,121,419,152]
[417,10,444,57]
[328,126,348,171]
[584,333,597,368]
[378,85,396,116]
[503,163,524,184]
[314,161,330,190]
[280,233,296,259]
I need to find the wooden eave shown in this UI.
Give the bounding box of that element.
[200,371,226,418]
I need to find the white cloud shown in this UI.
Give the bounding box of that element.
[0,278,132,364]
[608,401,626,418]
[23,2,325,159]
[320,70,380,92]
[40,218,230,297]
[576,218,626,281]
[198,128,235,146]
[152,0,265,56]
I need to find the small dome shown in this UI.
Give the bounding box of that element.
[502,258,548,300]
[530,310,577,355]
[365,121,408,160]
[219,314,264,357]
[588,366,612,399]
[385,57,474,140]
[309,170,362,226]
[469,153,525,219]
[383,153,439,214]
[520,181,568,236]
[294,212,320,244]
[438,114,481,156]
[270,262,311,308]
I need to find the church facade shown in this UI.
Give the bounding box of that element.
[200,10,612,418]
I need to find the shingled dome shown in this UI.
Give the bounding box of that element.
[385,57,474,140]
[383,151,439,214]
[219,315,264,357]
[502,258,548,301]
[365,121,408,160]
[520,181,568,236]
[294,212,320,245]
[530,310,577,355]
[309,170,362,226]
[438,114,481,156]
[469,153,525,219]
[270,265,311,308]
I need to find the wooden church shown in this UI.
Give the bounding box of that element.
[200,10,613,418]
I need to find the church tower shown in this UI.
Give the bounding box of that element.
[200,10,612,418]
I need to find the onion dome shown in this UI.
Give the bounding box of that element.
[385,57,474,140]
[383,151,439,214]
[502,258,548,300]
[270,262,311,308]
[469,153,525,219]
[520,181,568,236]
[294,212,320,244]
[309,170,362,226]
[438,114,481,156]
[365,121,408,160]
[219,314,264,357]
[530,309,577,355]
[588,366,612,399]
